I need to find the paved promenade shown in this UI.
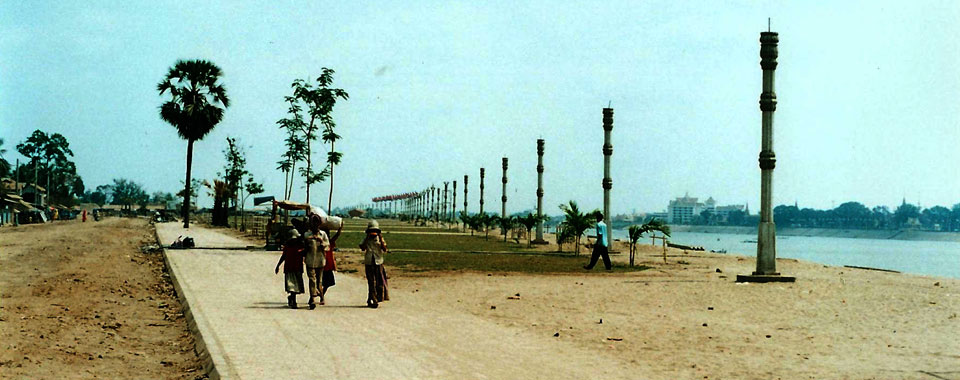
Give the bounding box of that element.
[156,223,644,380]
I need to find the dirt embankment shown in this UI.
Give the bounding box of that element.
[0,218,205,379]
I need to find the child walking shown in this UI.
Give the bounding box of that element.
[319,221,343,305]
[359,220,388,308]
[275,229,305,309]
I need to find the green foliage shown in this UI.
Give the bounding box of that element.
[15,130,82,205]
[280,68,349,205]
[385,251,652,274]
[0,138,9,178]
[107,178,148,211]
[157,60,230,141]
[157,59,229,227]
[555,224,575,253]
[558,201,595,255]
[517,212,549,246]
[626,218,671,266]
[222,137,247,207]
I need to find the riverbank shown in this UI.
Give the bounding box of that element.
[666,225,960,242]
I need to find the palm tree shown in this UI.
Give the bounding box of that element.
[157,59,230,228]
[478,213,496,240]
[558,201,595,256]
[0,138,9,178]
[517,213,548,247]
[555,224,574,253]
[497,215,518,243]
[628,218,672,264]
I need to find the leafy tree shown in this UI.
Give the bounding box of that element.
[558,201,595,256]
[281,69,349,207]
[16,130,82,206]
[108,178,148,212]
[773,205,800,227]
[727,209,746,226]
[222,137,247,211]
[276,116,307,200]
[951,204,960,232]
[921,206,951,231]
[834,201,872,229]
[158,59,230,228]
[893,202,920,228]
[872,206,892,229]
[89,190,107,208]
[240,177,264,231]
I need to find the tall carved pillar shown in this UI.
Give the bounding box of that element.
[479,168,485,215]
[501,157,508,239]
[738,28,794,283]
[443,182,449,222]
[452,181,457,222]
[602,108,613,224]
[463,175,469,232]
[533,139,547,244]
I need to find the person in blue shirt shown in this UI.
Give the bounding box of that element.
[584,212,612,270]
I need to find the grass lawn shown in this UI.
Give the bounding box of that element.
[384,251,652,274]
[337,230,534,252]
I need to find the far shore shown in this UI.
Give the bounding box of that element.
[654,224,960,242]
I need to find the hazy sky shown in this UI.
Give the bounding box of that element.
[2,1,958,215]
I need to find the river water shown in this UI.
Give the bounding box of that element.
[611,229,960,279]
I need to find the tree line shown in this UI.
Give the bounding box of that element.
[690,201,960,232]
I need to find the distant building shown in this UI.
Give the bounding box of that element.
[667,193,715,224]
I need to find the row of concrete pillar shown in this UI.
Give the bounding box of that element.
[372,29,788,281]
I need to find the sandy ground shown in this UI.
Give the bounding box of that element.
[213,221,960,379]
[374,245,960,380]
[6,218,958,379]
[0,218,205,379]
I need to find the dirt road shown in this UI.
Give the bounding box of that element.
[0,218,204,379]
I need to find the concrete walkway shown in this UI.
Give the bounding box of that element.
[156,223,645,380]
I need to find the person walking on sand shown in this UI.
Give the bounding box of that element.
[275,228,305,309]
[81,209,87,223]
[584,212,612,270]
[359,220,388,308]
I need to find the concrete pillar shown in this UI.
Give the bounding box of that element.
[602,108,613,224]
[463,175,469,232]
[534,139,547,244]
[479,168,485,215]
[443,182,449,222]
[738,28,794,283]
[501,157,508,238]
[500,157,507,223]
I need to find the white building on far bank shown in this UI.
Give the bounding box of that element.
[667,193,715,224]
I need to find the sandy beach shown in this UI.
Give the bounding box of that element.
[334,230,960,380]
